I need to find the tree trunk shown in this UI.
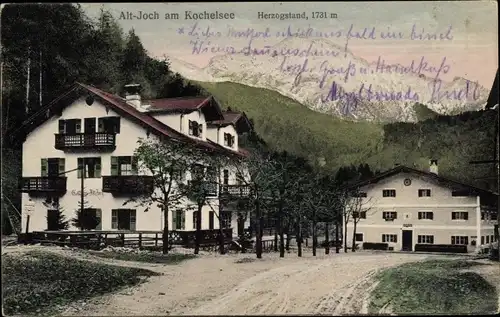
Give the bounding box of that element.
[312,210,317,256]
[162,206,169,254]
[255,198,262,259]
[279,213,285,258]
[274,227,278,252]
[335,218,340,253]
[194,204,202,255]
[218,209,225,255]
[285,221,291,251]
[344,218,348,253]
[352,220,358,252]
[325,222,330,254]
[297,220,302,257]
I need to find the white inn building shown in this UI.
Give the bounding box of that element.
[345,162,498,252]
[18,83,253,237]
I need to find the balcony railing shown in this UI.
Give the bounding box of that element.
[187,180,218,197]
[55,133,116,150]
[20,177,67,194]
[220,184,251,197]
[102,175,154,195]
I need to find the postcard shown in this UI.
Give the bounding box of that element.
[1,2,499,317]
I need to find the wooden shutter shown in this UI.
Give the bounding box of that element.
[113,117,121,133]
[188,121,193,134]
[172,211,178,230]
[111,210,118,229]
[130,210,136,231]
[98,118,104,132]
[58,158,65,176]
[58,120,65,133]
[180,211,186,230]
[131,156,138,174]
[464,212,469,220]
[95,159,101,178]
[110,156,118,176]
[96,209,102,230]
[41,159,48,177]
[429,212,434,220]
[209,211,214,229]
[198,124,203,136]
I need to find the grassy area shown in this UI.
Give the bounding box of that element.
[2,250,161,316]
[369,259,498,315]
[85,250,197,264]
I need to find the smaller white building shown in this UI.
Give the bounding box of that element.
[345,161,498,252]
[18,82,254,238]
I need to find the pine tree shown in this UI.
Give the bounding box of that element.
[71,200,98,230]
[47,206,69,231]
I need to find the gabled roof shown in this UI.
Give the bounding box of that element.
[12,82,247,157]
[145,96,224,121]
[348,165,498,197]
[208,111,254,133]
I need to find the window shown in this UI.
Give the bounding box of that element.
[188,120,202,137]
[221,210,231,228]
[209,211,215,229]
[224,133,235,147]
[491,213,498,221]
[192,211,201,230]
[418,189,431,197]
[59,119,81,134]
[84,117,96,133]
[76,208,102,230]
[110,156,138,176]
[418,211,434,220]
[353,211,367,219]
[451,236,468,245]
[172,210,185,230]
[98,117,121,133]
[223,169,229,185]
[77,157,101,178]
[383,211,397,221]
[481,236,485,245]
[417,235,434,244]
[382,189,396,197]
[191,164,205,181]
[451,211,468,220]
[486,235,490,244]
[353,192,367,198]
[111,209,135,230]
[41,158,65,177]
[382,234,397,243]
[355,233,364,242]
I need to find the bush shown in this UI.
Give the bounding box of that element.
[2,250,160,315]
[363,242,389,250]
[414,244,467,253]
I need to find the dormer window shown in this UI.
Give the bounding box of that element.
[224,133,235,147]
[189,120,202,137]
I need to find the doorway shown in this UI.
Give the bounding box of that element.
[402,230,413,251]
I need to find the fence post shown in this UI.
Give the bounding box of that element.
[138,233,143,249]
[155,233,158,247]
[121,233,125,247]
[104,233,108,247]
[97,233,102,250]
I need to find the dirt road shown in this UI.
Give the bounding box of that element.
[31,248,433,316]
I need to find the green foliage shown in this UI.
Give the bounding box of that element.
[369,259,498,315]
[46,206,69,231]
[2,250,160,316]
[71,201,98,230]
[413,102,439,121]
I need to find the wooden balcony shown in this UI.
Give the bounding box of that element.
[20,177,67,195]
[102,175,154,195]
[187,180,218,197]
[55,133,116,151]
[220,184,251,197]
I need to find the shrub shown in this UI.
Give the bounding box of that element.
[414,244,467,253]
[362,242,389,250]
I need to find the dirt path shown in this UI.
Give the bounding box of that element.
[34,248,431,316]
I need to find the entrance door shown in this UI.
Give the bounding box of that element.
[84,118,96,133]
[402,230,413,251]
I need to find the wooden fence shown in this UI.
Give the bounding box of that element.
[28,228,233,250]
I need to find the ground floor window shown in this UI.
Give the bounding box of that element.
[355,233,364,242]
[417,235,434,244]
[172,210,185,230]
[209,211,214,229]
[73,208,102,230]
[451,235,468,245]
[192,211,200,230]
[382,234,397,243]
[486,235,490,244]
[111,209,136,230]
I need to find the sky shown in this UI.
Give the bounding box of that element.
[81,1,498,88]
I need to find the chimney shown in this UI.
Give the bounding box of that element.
[429,159,438,175]
[124,84,142,109]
